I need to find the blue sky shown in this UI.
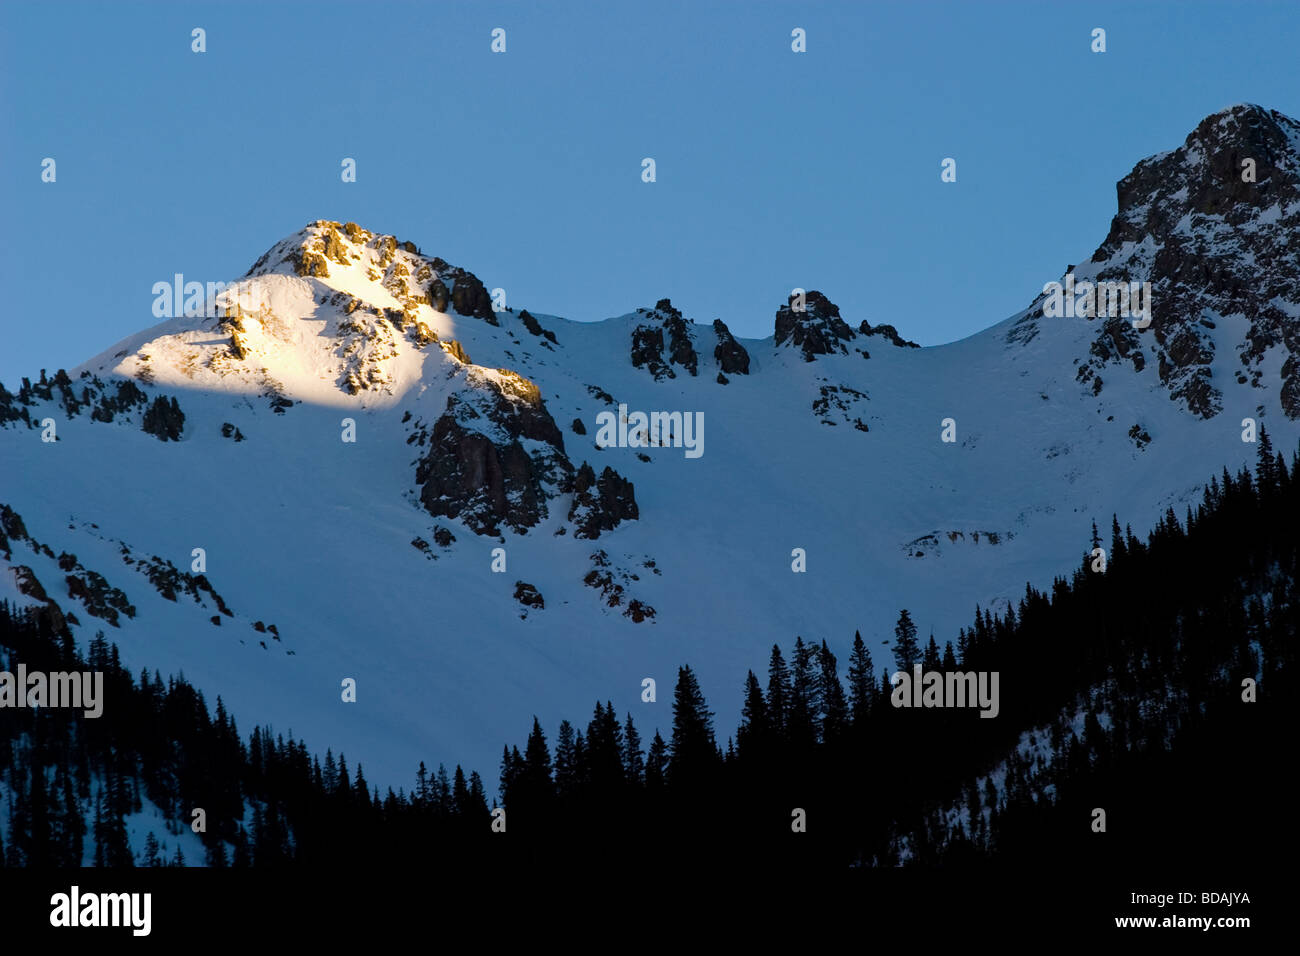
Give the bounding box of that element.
[2,0,1297,389]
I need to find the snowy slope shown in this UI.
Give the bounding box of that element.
[2,105,1298,788]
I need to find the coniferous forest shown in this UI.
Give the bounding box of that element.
[2,439,1295,873]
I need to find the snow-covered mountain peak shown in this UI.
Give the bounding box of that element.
[1100,104,1300,249]
[242,220,496,323]
[241,218,503,347]
[69,219,519,410]
[1010,106,1300,420]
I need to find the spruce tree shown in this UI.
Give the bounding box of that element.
[452,765,471,816]
[142,831,162,867]
[354,764,369,808]
[467,771,490,819]
[766,644,791,739]
[322,749,338,791]
[922,635,942,671]
[789,637,820,745]
[497,747,522,808]
[892,610,920,672]
[415,761,430,808]
[553,720,580,798]
[847,630,875,724]
[645,731,668,791]
[518,717,554,808]
[585,702,625,794]
[668,666,717,786]
[1257,425,1276,490]
[434,764,452,815]
[737,670,769,757]
[622,714,645,786]
[818,640,849,742]
[335,754,351,801]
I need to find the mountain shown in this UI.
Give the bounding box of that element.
[2,104,1298,786]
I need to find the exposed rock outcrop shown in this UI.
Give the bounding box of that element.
[414,373,568,537]
[519,309,558,344]
[712,319,751,374]
[1016,105,1300,419]
[774,291,856,360]
[567,462,639,539]
[857,320,919,349]
[630,299,699,379]
[514,581,544,610]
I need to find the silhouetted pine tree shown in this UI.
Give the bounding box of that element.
[846,630,875,725]
[922,635,942,671]
[645,731,668,792]
[892,610,920,672]
[622,714,644,786]
[818,641,849,743]
[553,720,580,798]
[668,666,717,787]
[737,670,769,759]
[766,645,792,741]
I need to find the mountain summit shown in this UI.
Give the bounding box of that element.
[1014,103,1300,419]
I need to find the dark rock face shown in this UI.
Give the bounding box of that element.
[857,320,919,349]
[11,565,67,633]
[451,274,495,323]
[64,567,135,627]
[428,258,498,325]
[1098,106,1299,257]
[0,504,29,555]
[415,374,569,536]
[774,291,856,360]
[519,309,558,344]
[1022,104,1300,419]
[568,462,639,539]
[428,278,450,313]
[712,319,750,374]
[416,416,547,536]
[513,581,544,609]
[0,382,22,426]
[1090,318,1146,372]
[13,564,48,602]
[630,299,698,379]
[630,324,669,379]
[665,321,698,378]
[414,366,641,539]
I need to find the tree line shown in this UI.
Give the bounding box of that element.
[2,432,1295,868]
